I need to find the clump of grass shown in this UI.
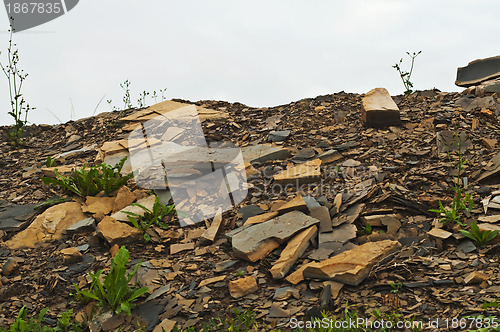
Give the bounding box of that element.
[72,246,149,315]
[460,222,499,248]
[122,195,174,242]
[41,156,133,197]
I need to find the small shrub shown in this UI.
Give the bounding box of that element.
[46,156,57,167]
[460,222,500,248]
[393,51,421,95]
[0,30,36,147]
[122,195,173,242]
[42,156,132,197]
[72,246,149,315]
[0,306,82,332]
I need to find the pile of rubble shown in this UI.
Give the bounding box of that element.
[0,60,500,331]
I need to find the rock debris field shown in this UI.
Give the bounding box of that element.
[1,83,500,330]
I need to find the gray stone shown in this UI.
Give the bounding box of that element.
[309,206,332,233]
[456,55,500,87]
[319,223,356,244]
[0,203,37,231]
[269,304,290,318]
[230,211,320,262]
[302,196,321,210]
[241,144,291,163]
[436,130,472,153]
[64,218,96,235]
[274,286,300,300]
[457,240,476,253]
[1,257,19,276]
[317,149,343,164]
[268,130,291,142]
[292,148,316,162]
[238,205,264,223]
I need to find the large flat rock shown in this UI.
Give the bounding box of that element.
[230,211,320,262]
[456,55,500,87]
[241,144,291,163]
[287,239,401,285]
[5,202,87,249]
[361,88,400,128]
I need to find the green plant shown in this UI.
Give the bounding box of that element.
[72,246,149,315]
[122,195,173,242]
[0,29,35,147]
[389,282,402,294]
[46,156,57,167]
[42,156,133,197]
[34,197,72,210]
[460,222,500,248]
[0,306,83,332]
[482,300,499,309]
[359,224,372,235]
[393,51,421,95]
[120,79,132,109]
[429,130,473,227]
[464,315,500,332]
[232,270,245,278]
[137,91,149,108]
[173,308,261,332]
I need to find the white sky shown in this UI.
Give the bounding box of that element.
[0,0,499,125]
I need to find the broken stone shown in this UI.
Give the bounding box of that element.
[324,281,344,299]
[292,148,316,162]
[317,149,342,164]
[0,203,37,231]
[228,276,258,298]
[381,216,401,235]
[241,144,291,163]
[427,228,453,239]
[273,159,322,185]
[198,275,226,288]
[41,165,76,178]
[268,130,291,142]
[170,243,195,255]
[153,319,176,332]
[478,215,500,223]
[1,257,19,276]
[273,286,300,300]
[238,205,264,223]
[244,212,278,226]
[270,225,317,279]
[318,223,356,244]
[276,195,308,215]
[64,218,96,235]
[269,304,290,318]
[60,247,83,264]
[361,88,400,128]
[302,196,321,210]
[436,130,472,153]
[113,186,137,213]
[331,203,364,226]
[288,240,401,285]
[83,196,115,216]
[97,216,142,246]
[5,202,87,249]
[464,271,490,285]
[457,240,476,253]
[229,211,320,262]
[309,206,332,233]
[456,55,500,87]
[361,214,398,227]
[482,138,498,150]
[200,213,223,244]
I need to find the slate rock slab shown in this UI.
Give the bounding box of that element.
[361,88,400,128]
[230,211,320,262]
[0,203,37,231]
[456,55,500,87]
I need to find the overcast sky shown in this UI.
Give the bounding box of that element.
[0,0,499,126]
